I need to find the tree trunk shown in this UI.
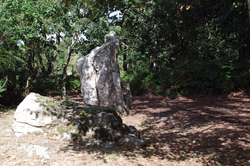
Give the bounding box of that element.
[25,41,35,95]
[48,33,60,74]
[61,33,75,100]
[149,57,154,73]
[37,52,45,74]
[36,37,46,74]
[248,0,250,18]
[238,33,246,62]
[123,51,127,71]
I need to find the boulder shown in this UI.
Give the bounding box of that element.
[76,31,127,114]
[12,93,144,148]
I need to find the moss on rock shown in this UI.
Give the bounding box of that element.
[13,93,143,147]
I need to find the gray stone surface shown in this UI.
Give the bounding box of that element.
[76,31,126,114]
[119,134,145,148]
[84,140,100,146]
[158,116,174,122]
[12,93,143,147]
[104,142,114,149]
[12,93,52,137]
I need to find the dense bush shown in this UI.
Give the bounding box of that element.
[31,74,81,95]
[1,0,250,105]
[121,58,250,98]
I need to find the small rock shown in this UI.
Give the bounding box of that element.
[86,128,95,137]
[62,133,73,141]
[127,125,141,139]
[119,134,146,148]
[84,140,100,146]
[104,142,114,149]
[159,116,173,122]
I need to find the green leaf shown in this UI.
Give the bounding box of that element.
[85,0,91,6]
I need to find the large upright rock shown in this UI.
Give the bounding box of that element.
[76,31,126,114]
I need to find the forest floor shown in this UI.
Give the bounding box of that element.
[1,91,250,166]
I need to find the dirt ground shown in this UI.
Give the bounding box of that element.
[1,91,250,166]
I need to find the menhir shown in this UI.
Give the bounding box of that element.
[76,31,128,114]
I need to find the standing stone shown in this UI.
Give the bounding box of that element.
[76,31,127,114]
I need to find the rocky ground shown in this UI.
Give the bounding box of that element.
[1,91,250,166]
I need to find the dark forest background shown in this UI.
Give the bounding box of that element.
[1,0,250,106]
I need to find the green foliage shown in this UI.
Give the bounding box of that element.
[0,79,7,97]
[66,75,81,92]
[121,54,250,97]
[121,69,148,96]
[172,59,250,94]
[117,0,250,98]
[0,0,91,103]
[30,74,80,94]
[1,0,250,104]
[125,58,250,97]
[31,74,62,94]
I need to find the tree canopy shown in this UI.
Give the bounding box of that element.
[1,0,250,105]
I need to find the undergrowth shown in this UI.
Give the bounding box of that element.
[121,58,250,98]
[31,74,81,94]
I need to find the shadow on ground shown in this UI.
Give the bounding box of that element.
[130,93,250,165]
[53,91,250,165]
